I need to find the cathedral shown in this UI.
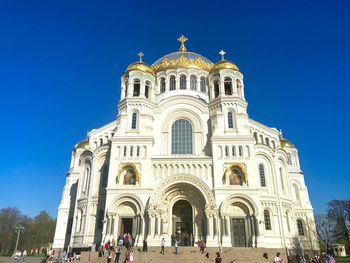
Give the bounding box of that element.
[53,36,318,251]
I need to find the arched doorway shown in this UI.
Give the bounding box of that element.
[172,200,193,246]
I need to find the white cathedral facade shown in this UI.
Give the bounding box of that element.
[53,36,318,251]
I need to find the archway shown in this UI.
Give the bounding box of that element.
[172,200,193,246]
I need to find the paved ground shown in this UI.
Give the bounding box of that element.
[0,257,45,263]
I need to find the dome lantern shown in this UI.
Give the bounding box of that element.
[125,52,155,75]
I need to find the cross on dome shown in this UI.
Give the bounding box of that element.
[219,50,226,61]
[177,35,188,52]
[138,52,144,62]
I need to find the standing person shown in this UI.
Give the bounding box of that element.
[199,240,205,254]
[301,255,306,263]
[142,240,148,252]
[174,239,178,254]
[107,251,112,263]
[215,252,222,263]
[114,246,121,263]
[22,249,27,262]
[274,252,283,263]
[160,237,165,255]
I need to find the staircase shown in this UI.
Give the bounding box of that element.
[80,247,287,263]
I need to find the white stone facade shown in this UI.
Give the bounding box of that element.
[53,40,318,251]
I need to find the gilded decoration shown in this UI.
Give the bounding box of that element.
[279,129,295,148]
[125,62,155,75]
[151,55,214,72]
[210,60,239,74]
[224,163,248,185]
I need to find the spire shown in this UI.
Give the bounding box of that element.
[177,35,188,52]
[137,52,144,62]
[219,50,226,61]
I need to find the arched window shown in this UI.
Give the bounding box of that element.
[238,146,243,157]
[297,219,304,235]
[224,77,233,95]
[232,146,236,156]
[190,75,197,91]
[170,76,176,90]
[125,81,128,97]
[287,153,292,165]
[123,146,127,157]
[265,138,270,146]
[214,81,219,98]
[171,119,193,154]
[228,112,233,128]
[236,79,242,96]
[293,184,300,201]
[133,79,140,97]
[279,167,285,191]
[286,212,291,232]
[145,82,150,98]
[130,146,133,157]
[264,210,272,230]
[254,132,258,143]
[180,75,186,90]
[83,166,91,195]
[225,146,229,157]
[136,146,140,157]
[131,113,137,129]
[160,78,166,93]
[101,165,108,188]
[272,140,276,149]
[100,138,103,146]
[200,77,206,92]
[259,164,266,187]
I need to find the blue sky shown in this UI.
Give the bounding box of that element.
[0,0,349,218]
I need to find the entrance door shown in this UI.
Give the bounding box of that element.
[232,218,246,247]
[172,200,193,246]
[120,218,133,234]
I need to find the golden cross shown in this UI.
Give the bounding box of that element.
[219,50,226,61]
[177,35,188,52]
[138,52,144,62]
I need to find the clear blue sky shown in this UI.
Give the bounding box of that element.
[0,0,349,218]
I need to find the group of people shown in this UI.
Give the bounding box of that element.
[13,250,27,261]
[99,233,135,263]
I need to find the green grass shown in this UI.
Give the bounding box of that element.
[334,256,350,262]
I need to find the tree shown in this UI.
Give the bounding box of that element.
[0,207,23,255]
[328,199,350,253]
[315,214,334,253]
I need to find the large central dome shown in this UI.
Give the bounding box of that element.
[151,51,214,72]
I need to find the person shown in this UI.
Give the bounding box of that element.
[301,255,306,263]
[22,249,27,262]
[142,240,148,252]
[124,250,132,263]
[274,252,282,263]
[327,255,336,263]
[215,252,222,263]
[160,237,165,255]
[114,246,121,263]
[174,239,178,254]
[199,240,205,254]
[107,251,112,263]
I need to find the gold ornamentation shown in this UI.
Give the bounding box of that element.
[210,60,239,74]
[279,129,295,148]
[151,55,214,72]
[219,50,226,61]
[177,35,188,52]
[74,140,89,150]
[125,62,155,75]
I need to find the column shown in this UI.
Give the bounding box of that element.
[222,215,231,247]
[220,79,225,96]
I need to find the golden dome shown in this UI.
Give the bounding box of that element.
[74,140,89,150]
[151,52,214,72]
[210,60,239,74]
[125,52,155,75]
[125,62,155,75]
[280,138,295,148]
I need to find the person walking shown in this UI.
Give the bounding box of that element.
[174,239,178,254]
[160,237,165,255]
[274,252,283,263]
[215,252,222,263]
[114,246,121,263]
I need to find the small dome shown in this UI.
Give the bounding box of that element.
[210,59,239,74]
[74,140,89,150]
[125,61,155,75]
[151,51,214,72]
[280,138,295,148]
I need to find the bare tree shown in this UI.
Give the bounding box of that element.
[315,214,334,253]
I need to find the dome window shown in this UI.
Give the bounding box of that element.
[160,78,166,93]
[190,76,197,91]
[133,79,140,97]
[214,80,219,98]
[224,77,233,95]
[180,75,187,90]
[200,77,206,93]
[170,76,176,91]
